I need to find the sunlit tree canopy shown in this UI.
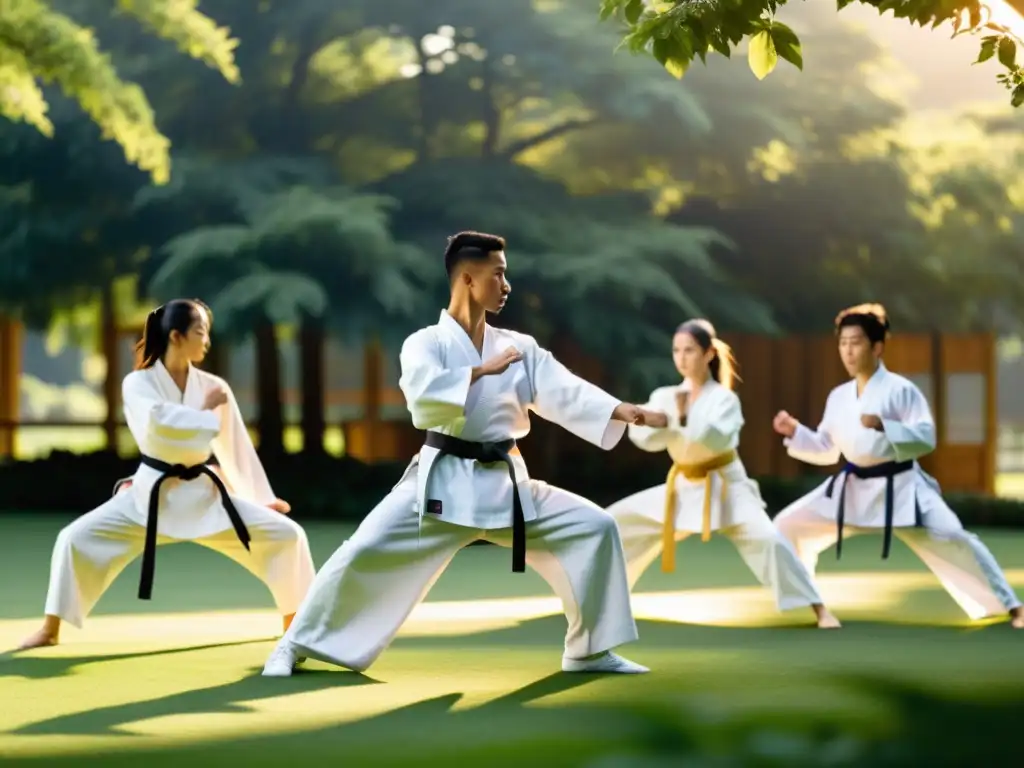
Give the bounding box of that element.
[601,0,1024,108]
[0,0,239,183]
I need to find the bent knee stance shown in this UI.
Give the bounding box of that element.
[53,518,110,565]
[572,508,625,560]
[580,508,620,540]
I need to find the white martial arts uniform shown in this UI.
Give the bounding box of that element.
[270,310,640,673]
[43,360,316,628]
[608,379,824,612]
[774,362,1021,619]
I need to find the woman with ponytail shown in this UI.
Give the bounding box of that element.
[18,299,316,650]
[606,319,841,629]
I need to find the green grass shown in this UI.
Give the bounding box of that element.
[1,515,1023,766]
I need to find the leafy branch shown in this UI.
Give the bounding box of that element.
[0,0,240,183]
[599,0,1024,107]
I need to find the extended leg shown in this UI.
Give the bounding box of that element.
[896,500,1023,624]
[19,495,148,649]
[263,475,478,676]
[723,511,840,628]
[487,480,647,673]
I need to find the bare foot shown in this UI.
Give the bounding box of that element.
[18,628,59,650]
[812,604,842,629]
[1010,609,1023,629]
[817,612,842,629]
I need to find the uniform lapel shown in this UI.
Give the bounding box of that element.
[437,310,483,366]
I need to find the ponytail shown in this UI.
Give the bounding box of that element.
[134,306,168,370]
[709,337,739,390]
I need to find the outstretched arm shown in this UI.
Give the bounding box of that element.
[628,387,680,452]
[528,344,626,450]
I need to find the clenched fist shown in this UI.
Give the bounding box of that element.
[772,410,798,438]
[860,414,883,432]
[613,403,660,426]
[202,386,228,411]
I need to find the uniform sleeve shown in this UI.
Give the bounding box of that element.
[398,331,472,432]
[209,379,276,506]
[527,341,624,450]
[122,372,221,450]
[878,383,936,461]
[784,392,842,466]
[628,387,680,453]
[681,390,743,453]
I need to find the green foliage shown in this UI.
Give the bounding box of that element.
[601,0,1024,108]
[139,157,432,345]
[0,0,238,183]
[372,158,776,390]
[0,104,149,326]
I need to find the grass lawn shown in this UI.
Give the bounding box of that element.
[1,514,1023,766]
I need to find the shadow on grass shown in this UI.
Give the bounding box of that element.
[7,671,1024,767]
[16,667,377,736]
[387,612,1022,654]
[0,638,272,680]
[5,614,1024,766]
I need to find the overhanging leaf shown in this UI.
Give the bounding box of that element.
[748,30,779,81]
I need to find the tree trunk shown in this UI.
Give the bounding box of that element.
[101,283,119,453]
[255,320,284,458]
[0,315,22,459]
[364,335,382,461]
[299,313,326,455]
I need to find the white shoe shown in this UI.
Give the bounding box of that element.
[562,651,649,674]
[262,640,300,677]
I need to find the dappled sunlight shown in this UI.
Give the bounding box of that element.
[5,568,1022,655]
[2,567,1024,759]
[746,139,798,182]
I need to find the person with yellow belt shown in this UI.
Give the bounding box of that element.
[606,319,841,629]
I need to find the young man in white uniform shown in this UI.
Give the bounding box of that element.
[263,231,659,676]
[772,304,1023,628]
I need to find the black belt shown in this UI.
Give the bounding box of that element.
[123,454,251,600]
[824,458,921,560]
[424,432,525,573]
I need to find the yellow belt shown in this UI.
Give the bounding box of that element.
[661,449,737,573]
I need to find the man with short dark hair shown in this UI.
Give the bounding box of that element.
[263,230,659,676]
[772,304,1022,628]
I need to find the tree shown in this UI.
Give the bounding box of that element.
[371,158,775,395]
[0,0,239,183]
[140,157,431,455]
[600,0,1024,108]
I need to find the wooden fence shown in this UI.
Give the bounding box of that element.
[508,332,997,495]
[0,314,997,495]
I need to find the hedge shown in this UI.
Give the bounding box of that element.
[1,450,1022,528]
